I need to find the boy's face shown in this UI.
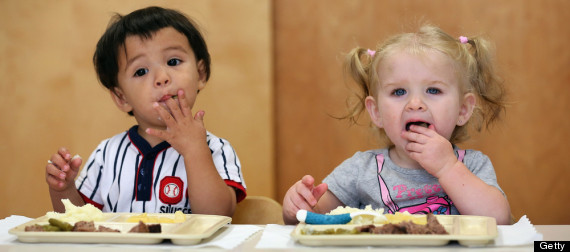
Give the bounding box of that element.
[113,27,206,130]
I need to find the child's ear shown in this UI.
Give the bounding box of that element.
[458,93,476,126]
[196,60,207,91]
[110,87,133,114]
[365,96,383,128]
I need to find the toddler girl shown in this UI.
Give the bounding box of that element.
[283,25,511,225]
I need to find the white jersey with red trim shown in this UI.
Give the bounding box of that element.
[75,125,247,213]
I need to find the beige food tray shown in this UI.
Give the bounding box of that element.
[9,213,231,245]
[292,215,497,247]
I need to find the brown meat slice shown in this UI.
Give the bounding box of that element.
[97,225,120,232]
[25,224,46,232]
[366,213,448,235]
[426,213,448,234]
[73,221,96,232]
[147,224,162,233]
[128,221,149,233]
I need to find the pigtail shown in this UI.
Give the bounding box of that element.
[465,37,507,131]
[341,47,376,124]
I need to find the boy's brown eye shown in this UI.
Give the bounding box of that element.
[167,59,181,66]
[134,68,148,77]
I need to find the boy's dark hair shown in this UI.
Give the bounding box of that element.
[93,6,211,92]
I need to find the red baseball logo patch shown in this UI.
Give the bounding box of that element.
[163,183,179,198]
[159,176,184,205]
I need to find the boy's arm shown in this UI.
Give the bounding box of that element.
[182,142,237,216]
[49,188,85,213]
[146,90,238,217]
[46,148,85,212]
[438,161,511,224]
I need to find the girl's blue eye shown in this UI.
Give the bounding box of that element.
[392,89,406,96]
[427,88,441,95]
[134,68,148,77]
[167,58,181,66]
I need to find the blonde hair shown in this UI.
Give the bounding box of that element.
[343,24,506,145]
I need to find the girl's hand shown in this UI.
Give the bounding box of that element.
[45,147,82,191]
[402,125,459,178]
[282,175,328,225]
[146,89,207,156]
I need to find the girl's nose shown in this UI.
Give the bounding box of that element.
[154,67,170,87]
[406,95,426,111]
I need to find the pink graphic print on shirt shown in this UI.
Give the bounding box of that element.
[376,150,464,215]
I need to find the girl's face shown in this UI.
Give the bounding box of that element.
[113,27,207,130]
[366,49,474,149]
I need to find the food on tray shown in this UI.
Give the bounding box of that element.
[25,223,59,232]
[126,211,185,223]
[327,205,387,224]
[327,205,426,225]
[72,221,121,232]
[45,199,104,223]
[24,218,120,233]
[96,225,121,233]
[49,218,73,231]
[385,212,427,225]
[302,213,447,235]
[128,221,162,233]
[24,218,162,233]
[12,214,232,245]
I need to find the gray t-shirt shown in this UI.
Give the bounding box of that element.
[323,147,504,215]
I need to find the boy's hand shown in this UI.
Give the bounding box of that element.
[45,147,82,191]
[282,175,328,224]
[402,124,459,178]
[146,89,207,155]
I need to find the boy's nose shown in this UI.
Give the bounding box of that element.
[155,79,169,87]
[154,67,170,87]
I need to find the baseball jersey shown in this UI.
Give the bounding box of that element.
[75,125,247,213]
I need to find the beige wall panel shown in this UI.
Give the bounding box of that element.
[275,0,569,224]
[0,0,273,218]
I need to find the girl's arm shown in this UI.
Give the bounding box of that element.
[404,125,511,224]
[282,175,341,224]
[313,191,345,214]
[438,161,511,224]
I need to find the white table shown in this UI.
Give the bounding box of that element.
[0,225,566,252]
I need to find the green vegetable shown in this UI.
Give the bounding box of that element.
[48,218,73,231]
[42,225,62,232]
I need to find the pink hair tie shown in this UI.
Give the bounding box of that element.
[459,36,469,44]
[367,49,376,57]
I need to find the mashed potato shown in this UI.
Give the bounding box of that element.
[45,199,104,223]
[327,205,387,225]
[327,205,426,225]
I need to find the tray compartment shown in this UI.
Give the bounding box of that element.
[9,213,231,245]
[292,215,497,247]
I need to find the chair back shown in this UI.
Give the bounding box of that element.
[232,196,284,224]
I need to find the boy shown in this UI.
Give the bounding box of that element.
[45,6,246,216]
